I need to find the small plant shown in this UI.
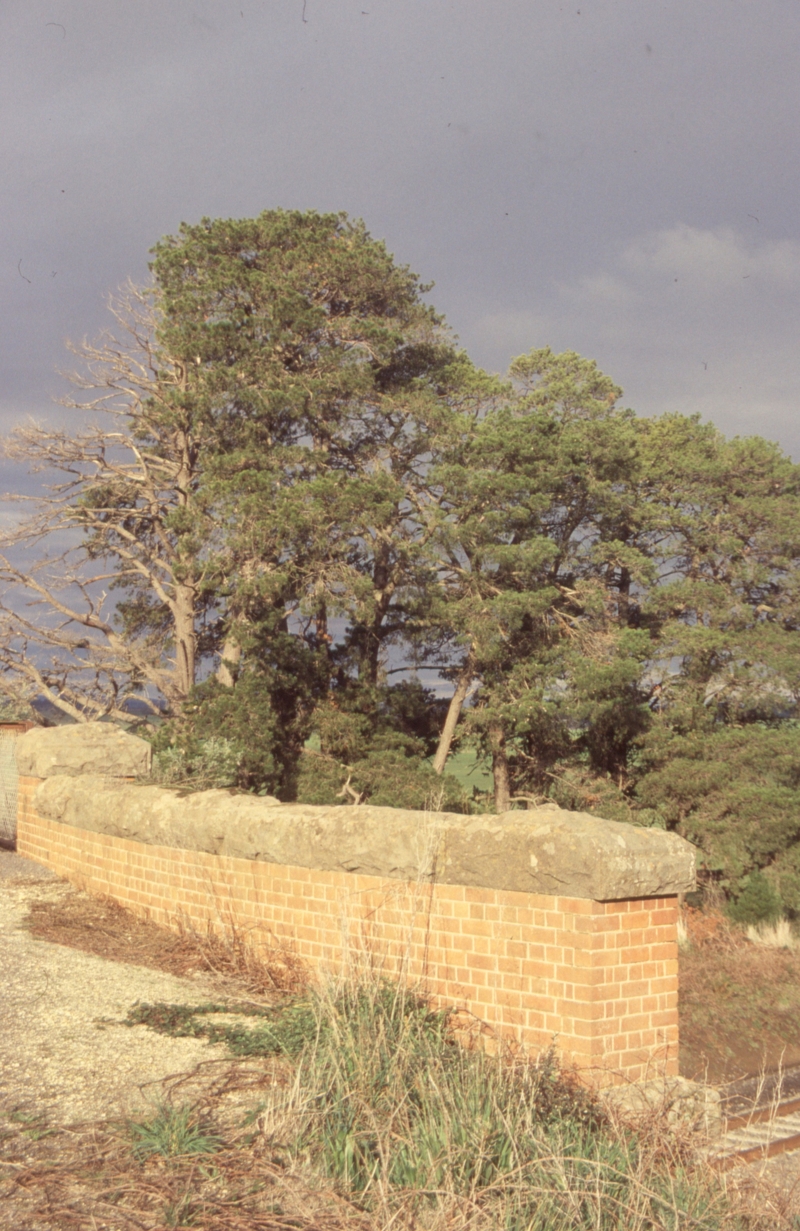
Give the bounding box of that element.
[8,1108,56,1141]
[151,736,242,789]
[162,1193,201,1227]
[126,1103,222,1162]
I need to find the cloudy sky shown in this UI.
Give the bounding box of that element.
[3,0,800,468]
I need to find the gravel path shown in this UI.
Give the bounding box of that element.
[0,852,232,1128]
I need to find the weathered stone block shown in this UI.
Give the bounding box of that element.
[440,806,695,900]
[601,1076,723,1137]
[16,724,151,780]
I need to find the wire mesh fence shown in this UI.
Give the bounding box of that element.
[0,725,31,846]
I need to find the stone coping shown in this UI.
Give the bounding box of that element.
[30,772,695,902]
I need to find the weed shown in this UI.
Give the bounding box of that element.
[126,1103,222,1162]
[162,1192,201,1227]
[125,998,319,1057]
[8,1108,57,1141]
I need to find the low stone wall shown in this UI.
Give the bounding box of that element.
[15,725,695,1086]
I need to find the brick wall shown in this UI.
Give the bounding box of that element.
[17,775,678,1085]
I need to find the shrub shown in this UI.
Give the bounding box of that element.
[295,745,469,810]
[727,870,784,926]
[151,735,242,789]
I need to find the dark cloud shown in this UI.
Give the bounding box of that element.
[3,0,800,456]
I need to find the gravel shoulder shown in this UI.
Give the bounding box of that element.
[0,852,362,1231]
[0,851,238,1128]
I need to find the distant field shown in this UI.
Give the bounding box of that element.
[438,747,493,792]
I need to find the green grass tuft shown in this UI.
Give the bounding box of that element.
[126,1104,222,1162]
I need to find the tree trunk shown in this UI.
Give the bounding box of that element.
[315,600,333,679]
[362,548,394,685]
[489,722,510,813]
[216,637,241,688]
[617,565,631,626]
[315,601,329,646]
[432,656,474,774]
[173,580,196,698]
[172,427,198,700]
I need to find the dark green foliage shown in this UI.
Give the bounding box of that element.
[346,747,466,810]
[292,751,351,805]
[147,628,324,795]
[373,679,449,758]
[295,745,467,811]
[430,355,800,903]
[150,208,485,693]
[295,679,469,809]
[157,677,282,793]
[635,723,800,912]
[427,349,654,797]
[142,208,488,796]
[726,871,784,926]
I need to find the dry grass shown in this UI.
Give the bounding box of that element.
[679,907,800,1084]
[5,968,794,1231]
[0,1070,371,1230]
[746,920,797,950]
[24,886,309,998]
[4,1063,796,1231]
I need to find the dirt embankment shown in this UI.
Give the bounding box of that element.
[679,909,800,1085]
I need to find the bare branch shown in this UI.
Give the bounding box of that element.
[0,281,214,717]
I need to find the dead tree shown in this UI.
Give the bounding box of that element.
[0,283,217,722]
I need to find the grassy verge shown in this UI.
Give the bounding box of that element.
[123,976,787,1230]
[14,882,800,1226]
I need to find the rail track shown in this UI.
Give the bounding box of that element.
[711,1065,800,1165]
